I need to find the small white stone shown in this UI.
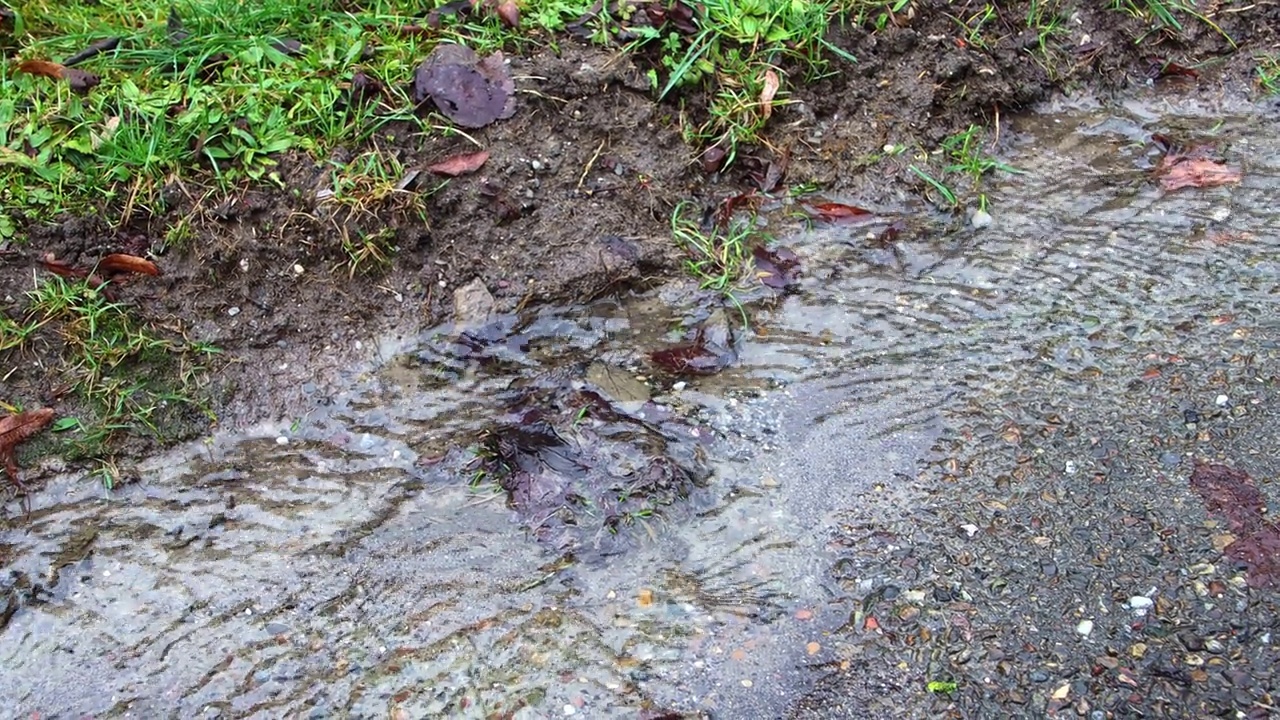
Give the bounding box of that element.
[970,209,993,229]
[1076,619,1094,637]
[1210,207,1231,222]
[672,381,686,392]
[740,679,753,688]
[1216,394,1229,407]
[293,264,304,275]
[1128,596,1154,610]
[276,436,289,445]
[239,258,250,272]
[563,705,576,716]
[961,523,979,537]
[227,306,241,317]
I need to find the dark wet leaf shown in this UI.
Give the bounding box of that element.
[1145,56,1198,79]
[1189,462,1280,588]
[197,52,229,82]
[413,45,515,128]
[346,69,384,107]
[651,309,736,376]
[425,0,474,29]
[428,150,490,176]
[714,190,758,227]
[270,38,304,57]
[871,219,908,247]
[14,59,99,94]
[98,253,160,277]
[63,36,120,67]
[751,245,801,290]
[804,200,874,222]
[167,5,188,44]
[0,407,55,488]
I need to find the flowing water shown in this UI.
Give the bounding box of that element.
[4,99,1279,719]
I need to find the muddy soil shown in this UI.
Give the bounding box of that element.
[2,2,1278,475]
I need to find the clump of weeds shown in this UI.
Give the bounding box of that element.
[909,124,1022,212]
[1258,54,1280,95]
[1108,0,1235,46]
[670,201,759,300]
[4,274,218,483]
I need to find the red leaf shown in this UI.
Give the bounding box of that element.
[804,201,874,222]
[1158,157,1241,191]
[41,253,88,279]
[1152,136,1242,191]
[428,150,490,176]
[98,253,161,277]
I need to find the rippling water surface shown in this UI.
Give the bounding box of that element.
[3,102,1278,719]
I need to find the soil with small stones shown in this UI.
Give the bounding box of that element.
[1,1,1278,480]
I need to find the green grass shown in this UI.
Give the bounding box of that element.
[670,201,757,295]
[6,274,218,463]
[628,0,856,159]
[1108,0,1235,46]
[1258,54,1280,95]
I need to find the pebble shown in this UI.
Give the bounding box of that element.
[562,704,575,716]
[276,436,289,445]
[1076,619,1094,637]
[1029,670,1050,683]
[741,679,753,688]
[970,209,993,229]
[293,264,304,275]
[227,306,241,317]
[1127,596,1154,613]
[1216,394,1229,407]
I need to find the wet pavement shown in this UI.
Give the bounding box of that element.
[3,100,1280,719]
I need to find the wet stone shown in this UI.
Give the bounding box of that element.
[1030,670,1050,683]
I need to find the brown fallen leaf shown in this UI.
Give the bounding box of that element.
[804,200,874,222]
[1152,135,1242,191]
[497,0,520,28]
[760,69,780,120]
[0,408,56,488]
[428,150,490,176]
[98,253,161,277]
[1158,156,1241,191]
[41,253,89,280]
[14,58,100,94]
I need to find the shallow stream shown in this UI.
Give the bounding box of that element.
[4,98,1279,719]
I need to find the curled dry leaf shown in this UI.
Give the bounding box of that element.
[428,150,490,177]
[759,69,780,120]
[0,408,56,487]
[98,253,161,277]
